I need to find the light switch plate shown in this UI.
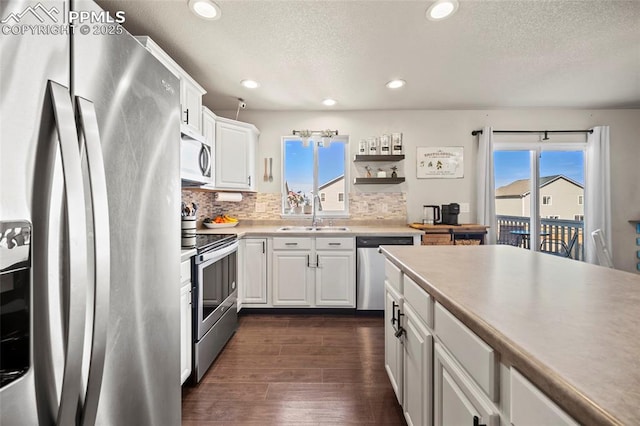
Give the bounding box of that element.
[255,203,266,213]
[459,202,470,213]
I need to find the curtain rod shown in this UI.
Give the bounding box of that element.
[471,129,593,136]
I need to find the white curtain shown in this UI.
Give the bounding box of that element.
[584,126,612,264]
[476,126,497,244]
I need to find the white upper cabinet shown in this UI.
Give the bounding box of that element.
[215,116,259,191]
[202,107,216,145]
[134,36,206,138]
[180,76,206,136]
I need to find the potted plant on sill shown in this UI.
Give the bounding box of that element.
[287,190,304,214]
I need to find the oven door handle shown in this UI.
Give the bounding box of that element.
[197,241,239,264]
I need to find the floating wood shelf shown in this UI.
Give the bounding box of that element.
[353,154,405,162]
[629,220,640,224]
[353,177,405,185]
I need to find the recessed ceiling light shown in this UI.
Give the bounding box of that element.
[426,0,459,21]
[240,79,260,89]
[322,98,337,106]
[188,0,221,20]
[386,79,406,89]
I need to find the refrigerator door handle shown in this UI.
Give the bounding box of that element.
[76,97,111,426]
[48,81,89,426]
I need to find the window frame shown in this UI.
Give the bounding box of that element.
[494,141,586,251]
[280,135,350,218]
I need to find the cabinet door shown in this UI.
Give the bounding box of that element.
[180,78,202,134]
[243,239,268,304]
[272,250,313,306]
[385,283,403,404]
[434,343,499,426]
[215,121,251,189]
[511,368,579,426]
[402,303,432,426]
[202,108,216,146]
[180,283,192,384]
[315,250,355,307]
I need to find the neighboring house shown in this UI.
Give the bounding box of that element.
[495,175,584,220]
[318,175,345,211]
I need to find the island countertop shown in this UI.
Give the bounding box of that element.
[380,244,640,426]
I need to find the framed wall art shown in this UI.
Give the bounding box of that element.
[417,146,464,178]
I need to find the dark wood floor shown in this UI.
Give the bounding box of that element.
[182,313,406,425]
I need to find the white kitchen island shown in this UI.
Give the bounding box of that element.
[380,244,640,426]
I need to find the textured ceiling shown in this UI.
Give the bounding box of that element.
[96,0,640,111]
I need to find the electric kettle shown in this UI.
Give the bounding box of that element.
[422,205,441,225]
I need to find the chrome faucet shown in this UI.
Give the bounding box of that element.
[312,194,323,227]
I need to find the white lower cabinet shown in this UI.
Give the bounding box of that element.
[402,303,433,426]
[272,249,314,306]
[315,249,355,306]
[272,237,355,308]
[384,258,501,426]
[242,238,268,304]
[510,368,578,426]
[385,282,403,404]
[179,259,192,385]
[434,343,500,426]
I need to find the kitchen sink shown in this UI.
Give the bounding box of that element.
[277,226,350,232]
[315,226,350,231]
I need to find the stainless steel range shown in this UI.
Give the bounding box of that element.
[192,234,239,382]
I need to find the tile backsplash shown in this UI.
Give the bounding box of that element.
[181,190,407,222]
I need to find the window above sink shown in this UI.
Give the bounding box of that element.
[281,135,349,218]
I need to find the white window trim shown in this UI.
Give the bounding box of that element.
[494,140,586,251]
[280,135,350,218]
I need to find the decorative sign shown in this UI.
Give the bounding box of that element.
[417,147,464,179]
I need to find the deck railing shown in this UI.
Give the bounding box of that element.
[496,215,584,261]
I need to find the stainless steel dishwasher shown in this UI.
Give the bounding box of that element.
[356,236,415,310]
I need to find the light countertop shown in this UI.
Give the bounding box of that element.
[380,244,640,426]
[196,224,423,238]
[180,248,196,262]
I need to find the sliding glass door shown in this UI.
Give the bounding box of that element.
[494,144,585,260]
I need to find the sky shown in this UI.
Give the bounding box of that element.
[284,139,345,195]
[494,150,585,189]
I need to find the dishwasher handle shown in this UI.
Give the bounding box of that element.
[356,236,415,248]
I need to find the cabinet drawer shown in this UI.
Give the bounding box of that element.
[273,238,312,250]
[180,259,191,284]
[384,259,402,292]
[422,234,453,245]
[316,237,354,250]
[510,368,578,426]
[403,275,433,329]
[435,303,497,401]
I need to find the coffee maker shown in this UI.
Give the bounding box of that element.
[441,203,460,225]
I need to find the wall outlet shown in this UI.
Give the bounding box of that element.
[459,202,470,213]
[255,202,266,213]
[381,203,388,213]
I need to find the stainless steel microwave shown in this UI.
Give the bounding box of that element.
[180,131,212,185]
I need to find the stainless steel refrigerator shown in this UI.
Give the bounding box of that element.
[0,0,181,424]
